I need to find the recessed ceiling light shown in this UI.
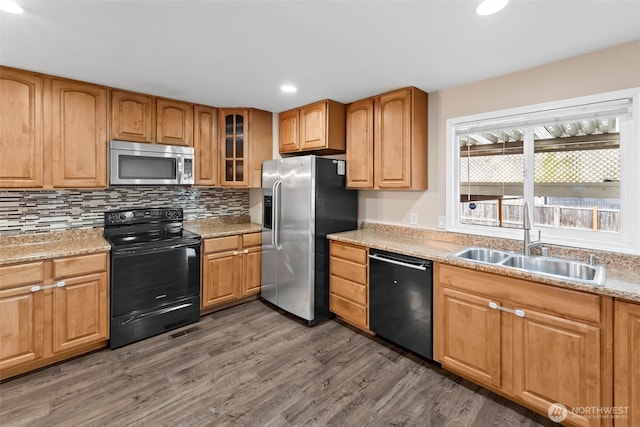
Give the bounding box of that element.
[476,0,508,16]
[0,0,24,14]
[280,84,297,94]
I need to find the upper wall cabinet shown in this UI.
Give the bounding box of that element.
[156,98,193,146]
[193,105,218,186]
[219,108,272,188]
[111,90,194,147]
[0,68,44,188]
[111,90,154,143]
[279,100,346,155]
[0,67,107,189]
[48,79,107,188]
[346,87,428,190]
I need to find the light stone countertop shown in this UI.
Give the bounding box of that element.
[328,228,640,303]
[0,228,111,266]
[184,218,262,239]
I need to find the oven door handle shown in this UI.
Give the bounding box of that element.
[112,242,200,256]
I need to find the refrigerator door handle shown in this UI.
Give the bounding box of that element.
[273,180,282,250]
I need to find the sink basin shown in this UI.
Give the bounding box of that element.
[452,247,511,264]
[501,254,604,283]
[452,247,606,286]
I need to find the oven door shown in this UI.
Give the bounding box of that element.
[110,243,201,318]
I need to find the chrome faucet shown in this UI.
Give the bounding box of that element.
[523,202,544,256]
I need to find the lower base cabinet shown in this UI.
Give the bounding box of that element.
[614,300,640,427]
[329,241,369,331]
[201,232,261,310]
[435,263,613,427]
[0,253,109,380]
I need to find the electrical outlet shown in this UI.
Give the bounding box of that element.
[438,215,446,229]
[409,212,418,225]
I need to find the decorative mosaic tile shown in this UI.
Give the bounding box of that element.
[0,187,249,236]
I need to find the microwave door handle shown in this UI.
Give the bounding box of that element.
[177,156,183,184]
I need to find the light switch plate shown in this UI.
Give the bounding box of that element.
[438,215,446,229]
[409,212,418,225]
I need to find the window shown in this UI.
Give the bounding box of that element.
[446,88,640,254]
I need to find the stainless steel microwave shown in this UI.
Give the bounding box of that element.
[110,140,194,185]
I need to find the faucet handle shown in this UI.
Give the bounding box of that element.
[588,254,604,265]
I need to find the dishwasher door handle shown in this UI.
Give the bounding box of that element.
[368,253,427,271]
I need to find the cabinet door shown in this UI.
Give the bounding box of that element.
[512,308,602,427]
[241,246,261,297]
[346,98,374,188]
[299,101,327,151]
[0,68,43,188]
[49,79,107,188]
[436,286,501,388]
[0,262,45,372]
[111,90,154,143]
[279,108,300,153]
[202,251,241,308]
[194,105,218,186]
[374,88,412,188]
[614,301,640,427]
[219,109,249,187]
[51,272,108,354]
[157,99,193,146]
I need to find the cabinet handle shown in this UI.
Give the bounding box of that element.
[488,301,526,318]
[243,249,249,254]
[56,281,65,288]
[30,285,42,292]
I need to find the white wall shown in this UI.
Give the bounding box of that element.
[359,40,640,229]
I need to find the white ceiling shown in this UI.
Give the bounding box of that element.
[1,0,639,113]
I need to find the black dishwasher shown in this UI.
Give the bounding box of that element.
[369,249,433,360]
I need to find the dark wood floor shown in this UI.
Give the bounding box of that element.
[0,300,555,426]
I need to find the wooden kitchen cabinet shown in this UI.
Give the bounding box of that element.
[193,105,218,186]
[346,86,428,190]
[219,108,272,188]
[48,78,108,188]
[435,263,612,427]
[112,91,194,147]
[0,262,45,373]
[329,241,369,331]
[614,300,640,427]
[0,67,44,188]
[279,100,346,155]
[201,232,262,310]
[278,108,300,153]
[156,98,193,146]
[0,253,109,380]
[111,89,155,143]
[346,98,374,188]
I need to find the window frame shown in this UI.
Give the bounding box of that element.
[445,87,640,255]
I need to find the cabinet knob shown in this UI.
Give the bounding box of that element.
[56,281,66,288]
[30,285,42,293]
[243,249,249,254]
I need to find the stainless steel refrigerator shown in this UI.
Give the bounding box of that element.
[261,155,358,324]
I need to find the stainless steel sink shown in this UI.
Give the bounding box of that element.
[451,247,606,286]
[451,247,511,264]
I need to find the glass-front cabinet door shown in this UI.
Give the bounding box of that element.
[219,109,249,186]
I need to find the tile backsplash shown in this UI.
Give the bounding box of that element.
[0,187,249,235]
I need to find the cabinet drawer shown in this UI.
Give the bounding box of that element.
[330,275,367,306]
[242,232,261,248]
[0,262,44,289]
[52,253,107,279]
[438,264,602,324]
[330,257,367,285]
[330,293,367,327]
[330,242,367,264]
[203,235,240,254]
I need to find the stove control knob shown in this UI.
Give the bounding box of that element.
[119,213,126,221]
[167,209,180,219]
